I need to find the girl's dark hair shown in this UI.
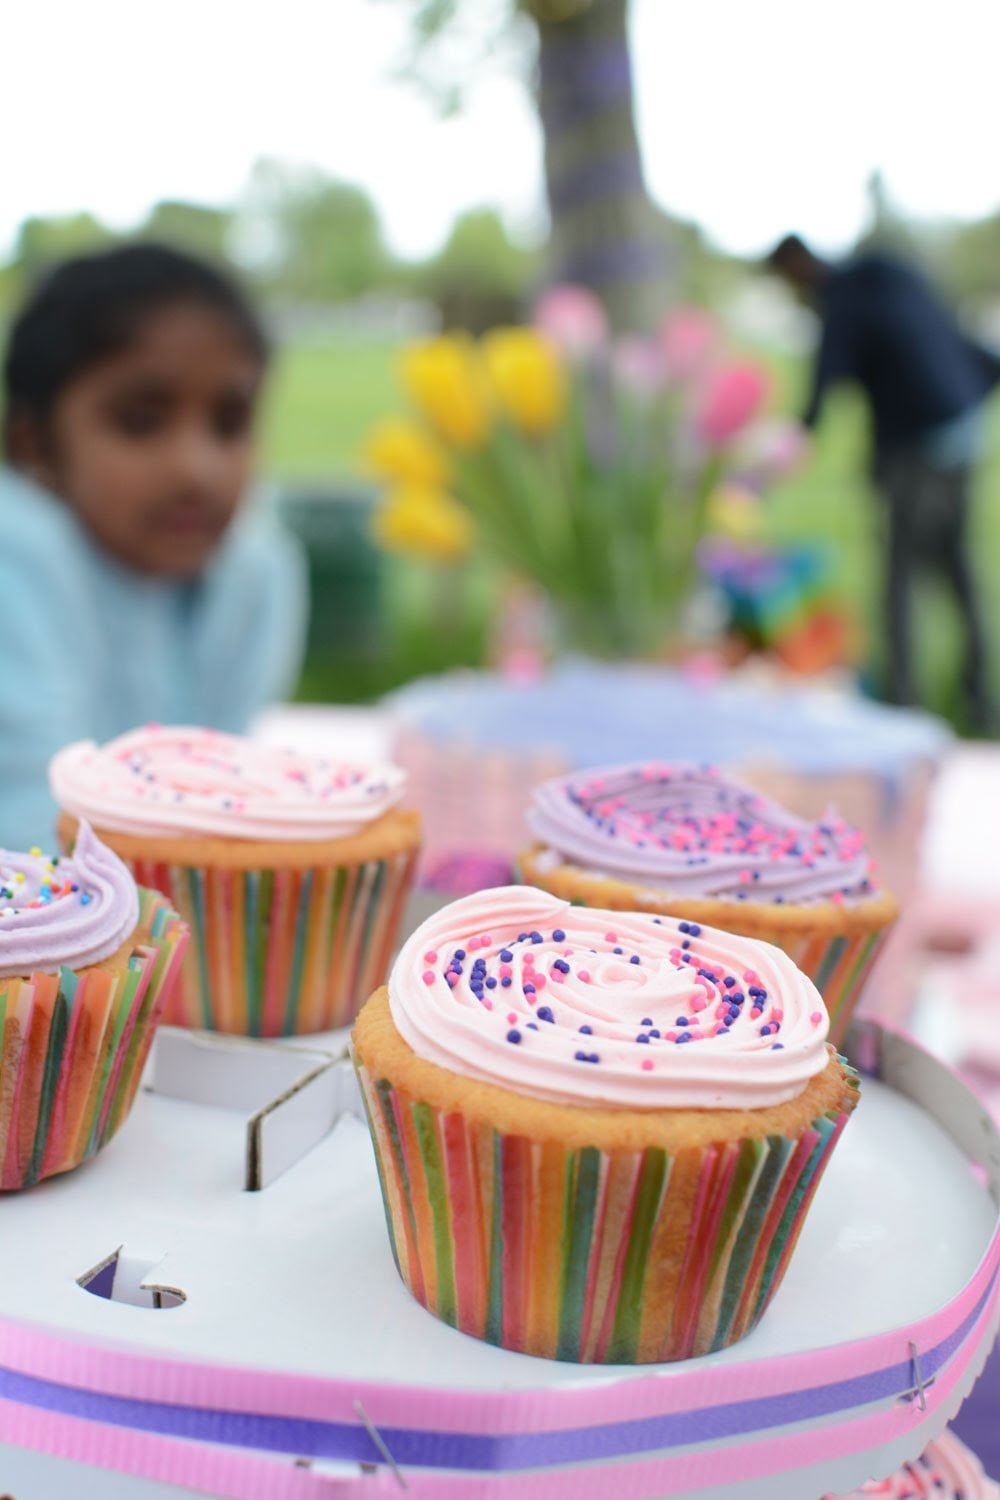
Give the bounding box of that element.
[3,242,268,437]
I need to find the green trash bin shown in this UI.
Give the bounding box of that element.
[277,481,385,662]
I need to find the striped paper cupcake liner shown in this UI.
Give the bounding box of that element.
[773,925,891,1050]
[0,889,187,1191]
[353,1051,860,1364]
[128,852,419,1036]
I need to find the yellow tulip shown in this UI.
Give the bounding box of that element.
[482,328,567,435]
[363,418,449,488]
[372,486,474,563]
[400,337,491,449]
[705,482,763,541]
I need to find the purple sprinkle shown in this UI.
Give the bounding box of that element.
[486,977,497,989]
[641,1017,653,1026]
[499,949,513,962]
[636,1034,650,1043]
[552,928,566,941]
[501,977,512,987]
[537,1006,554,1023]
[579,1024,592,1035]
[629,954,640,965]
[506,1029,522,1044]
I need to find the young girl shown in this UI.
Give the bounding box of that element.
[0,243,307,848]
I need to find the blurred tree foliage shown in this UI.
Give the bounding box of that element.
[139,200,234,263]
[419,207,539,328]
[238,159,394,303]
[388,0,675,332]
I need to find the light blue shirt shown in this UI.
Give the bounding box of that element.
[0,467,308,850]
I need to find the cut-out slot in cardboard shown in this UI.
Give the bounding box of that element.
[78,1247,186,1311]
[146,1028,361,1190]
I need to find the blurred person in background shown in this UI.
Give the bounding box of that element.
[0,244,306,848]
[768,234,1000,732]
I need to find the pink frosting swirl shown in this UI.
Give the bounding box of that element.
[824,1431,999,1498]
[50,726,407,841]
[390,886,830,1109]
[0,822,139,978]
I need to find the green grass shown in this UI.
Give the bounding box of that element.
[262,335,1000,727]
[261,338,402,480]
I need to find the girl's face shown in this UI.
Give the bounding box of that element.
[35,302,263,577]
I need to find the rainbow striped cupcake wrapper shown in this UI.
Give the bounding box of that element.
[353,1053,860,1364]
[0,889,187,1191]
[754,923,891,1050]
[128,852,418,1037]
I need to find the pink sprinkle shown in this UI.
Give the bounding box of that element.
[481,997,494,1010]
[578,969,591,983]
[422,970,435,985]
[605,932,617,942]
[507,1012,517,1025]
[810,1010,822,1025]
[640,1058,654,1071]
[690,994,707,1012]
[831,892,845,906]
[446,972,459,987]
[551,969,566,982]
[523,952,535,967]
[424,950,438,964]
[499,965,512,980]
[665,1030,679,1042]
[743,969,758,983]
[739,869,751,883]
[750,1008,762,1020]
[533,974,547,990]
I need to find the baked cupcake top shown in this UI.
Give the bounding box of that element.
[823,1431,999,1499]
[50,725,407,842]
[0,821,139,978]
[527,762,877,905]
[390,886,830,1110]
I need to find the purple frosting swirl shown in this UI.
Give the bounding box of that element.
[0,822,140,978]
[526,763,876,905]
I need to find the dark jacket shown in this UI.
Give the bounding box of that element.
[804,253,1000,451]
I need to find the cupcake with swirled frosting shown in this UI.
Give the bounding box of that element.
[0,822,186,1188]
[352,884,858,1363]
[519,762,898,1046]
[51,725,421,1036]
[824,1430,999,1499]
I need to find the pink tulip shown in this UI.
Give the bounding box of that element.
[534,284,608,360]
[735,418,810,479]
[612,335,666,396]
[659,306,718,382]
[694,362,770,448]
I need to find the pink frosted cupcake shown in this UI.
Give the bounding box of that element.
[823,1429,998,1497]
[51,726,421,1036]
[353,885,858,1363]
[0,823,186,1188]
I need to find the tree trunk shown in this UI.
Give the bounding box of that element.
[533,0,672,333]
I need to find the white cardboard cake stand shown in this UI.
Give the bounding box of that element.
[0,1018,997,1500]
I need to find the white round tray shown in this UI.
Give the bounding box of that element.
[0,1020,997,1500]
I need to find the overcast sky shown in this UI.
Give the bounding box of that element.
[3,0,999,262]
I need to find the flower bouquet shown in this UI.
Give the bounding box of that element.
[366,289,792,660]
